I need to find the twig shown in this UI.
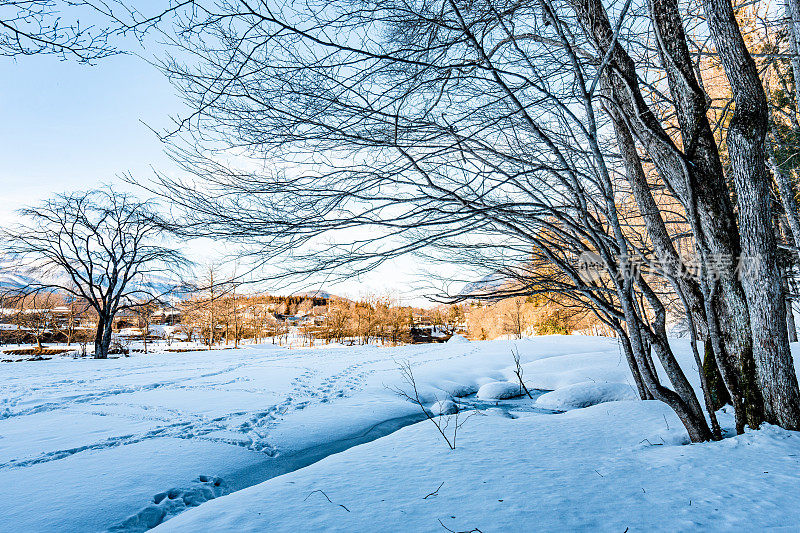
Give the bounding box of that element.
[424,482,445,499]
[304,489,332,503]
[437,518,483,533]
[304,489,351,512]
[639,438,663,446]
[390,360,480,449]
[511,348,534,399]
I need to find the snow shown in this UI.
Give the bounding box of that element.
[517,349,633,390]
[157,400,800,532]
[2,335,592,531]
[429,399,459,415]
[3,334,800,532]
[476,380,522,400]
[110,475,227,531]
[446,333,468,343]
[535,381,638,410]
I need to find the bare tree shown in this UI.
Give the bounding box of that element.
[120,0,705,439]
[504,298,527,340]
[698,0,800,430]
[0,188,186,358]
[133,300,158,354]
[53,293,91,347]
[9,292,57,352]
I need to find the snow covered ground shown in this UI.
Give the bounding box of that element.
[158,401,800,532]
[0,336,612,532]
[157,339,800,532]
[3,335,800,532]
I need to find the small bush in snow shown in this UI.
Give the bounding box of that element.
[391,360,479,449]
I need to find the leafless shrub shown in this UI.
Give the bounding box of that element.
[511,348,534,400]
[391,360,480,450]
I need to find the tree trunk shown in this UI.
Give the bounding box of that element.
[572,0,764,430]
[101,319,114,359]
[604,92,704,317]
[703,340,732,412]
[617,329,651,400]
[689,333,723,439]
[770,153,800,268]
[648,0,764,430]
[625,314,712,442]
[786,0,800,123]
[783,265,799,343]
[94,315,107,359]
[702,0,800,429]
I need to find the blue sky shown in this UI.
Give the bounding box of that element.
[0,49,180,220]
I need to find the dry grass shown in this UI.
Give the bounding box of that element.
[2,347,74,356]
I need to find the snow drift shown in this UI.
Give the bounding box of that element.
[534,381,638,410]
[476,381,522,400]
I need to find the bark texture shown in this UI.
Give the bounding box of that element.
[701,0,800,429]
[570,0,764,430]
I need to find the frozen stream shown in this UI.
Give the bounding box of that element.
[220,413,427,493]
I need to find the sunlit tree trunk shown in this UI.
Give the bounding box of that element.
[702,0,800,429]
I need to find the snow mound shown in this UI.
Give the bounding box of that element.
[434,380,479,398]
[535,381,637,410]
[519,351,631,390]
[447,334,469,344]
[110,476,228,532]
[476,381,522,400]
[429,399,459,415]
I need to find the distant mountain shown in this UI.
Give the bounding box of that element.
[291,290,340,300]
[0,271,36,291]
[458,273,509,300]
[133,276,193,301]
[0,258,39,292]
[0,259,189,301]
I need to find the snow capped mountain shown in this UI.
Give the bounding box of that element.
[133,275,193,299]
[0,271,36,291]
[0,258,189,301]
[0,258,39,291]
[458,273,509,299]
[291,289,339,300]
